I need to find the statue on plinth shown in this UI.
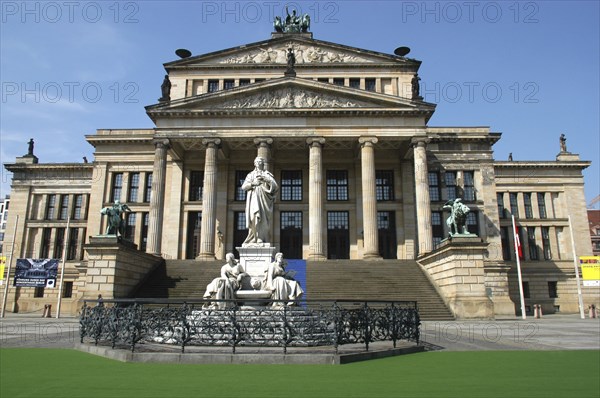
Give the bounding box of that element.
[158,75,171,102]
[443,198,471,237]
[242,156,278,246]
[559,133,568,153]
[203,253,248,309]
[27,138,34,156]
[273,7,310,33]
[263,252,304,307]
[100,200,132,237]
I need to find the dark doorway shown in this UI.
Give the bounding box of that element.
[378,211,397,259]
[327,211,349,259]
[280,211,303,259]
[233,211,247,258]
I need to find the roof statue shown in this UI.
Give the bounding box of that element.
[274,7,310,33]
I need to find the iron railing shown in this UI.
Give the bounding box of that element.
[80,299,420,353]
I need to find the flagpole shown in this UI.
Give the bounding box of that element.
[568,215,585,319]
[56,216,71,318]
[512,215,526,320]
[1,215,19,318]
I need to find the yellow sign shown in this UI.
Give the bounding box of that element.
[0,255,5,281]
[580,256,600,286]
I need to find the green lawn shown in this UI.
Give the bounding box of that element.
[1,349,598,398]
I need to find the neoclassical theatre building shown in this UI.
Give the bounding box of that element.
[3,26,597,318]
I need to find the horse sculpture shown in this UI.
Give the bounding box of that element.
[443,198,471,237]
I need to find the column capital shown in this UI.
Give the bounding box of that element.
[152,138,171,149]
[253,137,273,147]
[411,137,430,148]
[201,138,222,148]
[358,136,378,148]
[306,137,326,148]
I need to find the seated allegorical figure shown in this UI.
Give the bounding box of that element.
[262,252,304,307]
[203,253,248,309]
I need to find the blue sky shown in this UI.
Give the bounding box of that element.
[1,0,599,205]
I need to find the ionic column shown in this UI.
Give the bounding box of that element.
[359,137,381,259]
[197,138,221,260]
[254,137,273,172]
[307,137,326,260]
[146,139,170,255]
[412,138,433,255]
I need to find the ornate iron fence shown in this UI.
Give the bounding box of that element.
[80,299,420,353]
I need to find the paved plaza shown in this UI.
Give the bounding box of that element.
[1,313,598,352]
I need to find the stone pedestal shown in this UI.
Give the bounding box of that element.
[419,236,494,319]
[236,245,276,287]
[83,236,163,299]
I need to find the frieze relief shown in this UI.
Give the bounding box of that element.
[218,43,372,64]
[206,88,371,109]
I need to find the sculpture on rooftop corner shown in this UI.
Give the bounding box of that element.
[559,133,568,153]
[100,200,132,237]
[242,156,278,246]
[263,252,304,307]
[273,7,310,33]
[158,74,171,102]
[27,138,34,156]
[443,198,471,237]
[203,253,248,309]
[411,74,422,100]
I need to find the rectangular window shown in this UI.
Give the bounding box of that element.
[431,211,444,248]
[73,194,83,220]
[548,281,558,298]
[67,228,78,260]
[128,173,140,202]
[365,78,376,91]
[233,211,247,257]
[317,78,329,83]
[445,172,458,201]
[466,211,479,236]
[542,227,552,260]
[527,227,538,260]
[349,78,360,89]
[280,211,303,259]
[41,228,52,258]
[326,170,349,201]
[125,213,136,242]
[62,281,73,298]
[463,171,475,201]
[537,193,547,219]
[208,79,219,92]
[375,170,394,201]
[327,211,350,259]
[46,194,57,220]
[500,226,511,260]
[111,173,123,202]
[428,172,441,201]
[58,195,69,220]
[333,78,344,86]
[280,170,302,201]
[524,193,533,218]
[522,281,530,299]
[54,228,65,259]
[185,211,202,259]
[509,193,519,218]
[34,287,45,298]
[0,232,4,241]
[497,193,506,219]
[235,170,250,201]
[140,213,149,252]
[223,79,235,90]
[144,173,153,203]
[189,171,204,201]
[239,79,251,86]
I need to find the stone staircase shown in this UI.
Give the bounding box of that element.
[133,259,454,320]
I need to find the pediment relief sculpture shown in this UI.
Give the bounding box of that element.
[218,43,370,64]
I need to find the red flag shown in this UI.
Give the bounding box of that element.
[515,226,523,259]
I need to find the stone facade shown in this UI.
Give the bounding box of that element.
[2,30,597,318]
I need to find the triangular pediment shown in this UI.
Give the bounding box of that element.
[147,78,434,118]
[165,36,418,69]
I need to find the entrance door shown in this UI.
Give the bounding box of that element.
[185,211,201,259]
[280,211,303,259]
[233,211,247,258]
[378,211,397,259]
[327,211,349,259]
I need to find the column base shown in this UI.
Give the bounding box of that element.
[196,253,216,261]
[307,254,327,261]
[363,253,383,261]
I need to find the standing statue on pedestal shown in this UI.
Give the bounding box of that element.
[203,253,248,309]
[263,252,304,307]
[242,157,278,245]
[100,201,132,237]
[559,133,568,153]
[158,75,171,102]
[273,7,310,33]
[443,198,471,237]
